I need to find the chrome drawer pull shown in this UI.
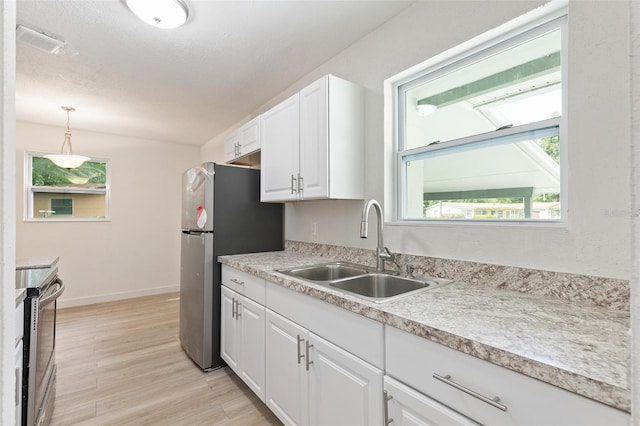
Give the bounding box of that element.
[433,373,507,412]
[305,340,314,371]
[230,278,245,285]
[383,390,394,425]
[297,335,304,364]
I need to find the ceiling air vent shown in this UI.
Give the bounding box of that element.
[16,25,66,55]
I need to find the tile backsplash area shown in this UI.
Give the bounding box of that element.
[285,240,629,311]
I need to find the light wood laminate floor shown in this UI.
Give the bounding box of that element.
[51,293,281,425]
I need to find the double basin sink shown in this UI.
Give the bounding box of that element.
[277,261,451,303]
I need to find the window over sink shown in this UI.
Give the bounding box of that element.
[394,9,567,223]
[25,152,110,221]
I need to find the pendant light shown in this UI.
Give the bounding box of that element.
[125,0,189,29]
[44,106,90,169]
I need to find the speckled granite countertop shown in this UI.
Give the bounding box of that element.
[16,288,26,306]
[219,251,630,413]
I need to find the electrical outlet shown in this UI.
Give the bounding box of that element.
[311,222,318,236]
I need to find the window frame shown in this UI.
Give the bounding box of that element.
[393,10,568,225]
[25,151,112,222]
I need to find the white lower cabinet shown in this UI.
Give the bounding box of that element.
[384,376,478,426]
[386,326,629,426]
[265,310,308,425]
[222,265,629,426]
[265,309,383,426]
[220,285,266,401]
[308,332,383,426]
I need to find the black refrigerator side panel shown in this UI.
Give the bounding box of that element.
[208,164,283,370]
[213,164,284,255]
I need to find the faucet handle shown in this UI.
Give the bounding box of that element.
[406,265,415,278]
[379,247,392,260]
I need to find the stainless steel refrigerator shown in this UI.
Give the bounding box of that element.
[180,162,283,370]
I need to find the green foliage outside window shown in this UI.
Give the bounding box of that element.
[32,157,107,186]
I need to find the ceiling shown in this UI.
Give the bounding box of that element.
[15,0,414,146]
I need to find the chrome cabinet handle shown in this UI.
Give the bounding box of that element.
[383,390,394,425]
[231,297,236,318]
[291,174,297,194]
[235,301,242,319]
[297,334,304,364]
[230,278,244,286]
[297,173,303,199]
[236,142,242,157]
[433,373,507,412]
[305,340,313,371]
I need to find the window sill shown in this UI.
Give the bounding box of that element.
[386,219,567,229]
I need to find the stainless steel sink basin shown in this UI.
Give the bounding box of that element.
[278,262,368,282]
[330,273,430,299]
[278,261,452,303]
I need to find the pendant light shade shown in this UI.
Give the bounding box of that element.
[44,106,90,169]
[125,0,189,29]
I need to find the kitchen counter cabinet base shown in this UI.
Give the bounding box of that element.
[386,326,629,426]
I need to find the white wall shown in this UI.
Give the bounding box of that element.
[204,0,630,280]
[15,122,200,307]
[1,1,16,424]
[630,0,639,421]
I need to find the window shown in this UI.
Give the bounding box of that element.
[396,14,566,222]
[50,199,73,216]
[26,152,110,221]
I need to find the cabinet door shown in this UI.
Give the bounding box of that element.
[223,130,239,163]
[265,310,308,426]
[238,116,261,157]
[220,286,239,372]
[239,296,266,402]
[299,76,328,200]
[260,93,300,202]
[384,376,479,426]
[308,332,383,426]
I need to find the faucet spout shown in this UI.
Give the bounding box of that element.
[360,200,390,271]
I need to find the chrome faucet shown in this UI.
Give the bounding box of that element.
[360,199,392,271]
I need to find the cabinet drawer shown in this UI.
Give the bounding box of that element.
[386,326,628,426]
[221,266,265,305]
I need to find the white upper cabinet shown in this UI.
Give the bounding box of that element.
[224,117,261,165]
[223,129,239,164]
[261,74,364,202]
[260,94,301,202]
[238,116,261,158]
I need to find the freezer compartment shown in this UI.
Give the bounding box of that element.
[181,163,214,231]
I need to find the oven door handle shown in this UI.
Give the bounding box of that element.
[40,278,65,306]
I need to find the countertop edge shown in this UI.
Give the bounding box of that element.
[16,288,27,307]
[218,254,630,413]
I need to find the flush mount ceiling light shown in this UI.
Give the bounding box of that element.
[125,0,189,29]
[44,106,90,169]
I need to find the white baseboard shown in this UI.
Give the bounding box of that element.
[57,285,180,309]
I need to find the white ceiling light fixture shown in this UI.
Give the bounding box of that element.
[125,0,189,29]
[44,106,90,169]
